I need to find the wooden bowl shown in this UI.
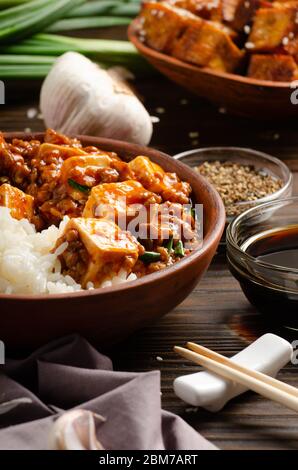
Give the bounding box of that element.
[0,133,225,351]
[128,19,298,119]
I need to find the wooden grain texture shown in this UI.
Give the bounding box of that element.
[1,29,298,450]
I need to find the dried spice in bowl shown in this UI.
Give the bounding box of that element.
[195,161,283,217]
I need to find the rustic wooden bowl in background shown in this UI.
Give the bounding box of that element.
[0,133,225,351]
[128,19,298,119]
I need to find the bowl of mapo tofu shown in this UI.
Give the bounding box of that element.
[0,130,225,349]
[128,0,298,118]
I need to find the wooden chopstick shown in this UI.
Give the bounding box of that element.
[187,342,298,399]
[174,344,298,412]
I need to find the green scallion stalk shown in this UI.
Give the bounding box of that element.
[0,64,52,77]
[0,53,54,64]
[67,0,121,18]
[6,33,142,59]
[110,3,140,16]
[0,34,152,74]
[0,0,86,44]
[0,0,51,20]
[46,16,131,33]
[0,0,54,31]
[0,0,30,8]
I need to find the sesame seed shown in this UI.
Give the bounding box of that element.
[244,25,251,34]
[189,131,199,138]
[218,106,227,114]
[245,41,255,49]
[150,116,160,123]
[185,407,198,413]
[155,107,165,114]
[27,108,38,119]
[195,161,283,217]
[180,98,188,105]
[282,37,289,46]
[156,356,163,362]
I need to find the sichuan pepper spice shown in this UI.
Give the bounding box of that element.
[195,161,283,216]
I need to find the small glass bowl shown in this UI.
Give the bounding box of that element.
[174,147,293,223]
[226,196,298,328]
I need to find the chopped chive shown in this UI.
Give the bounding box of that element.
[68,178,90,194]
[139,251,161,264]
[191,207,196,220]
[165,235,173,254]
[174,240,185,258]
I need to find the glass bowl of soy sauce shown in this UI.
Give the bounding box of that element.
[226,197,298,328]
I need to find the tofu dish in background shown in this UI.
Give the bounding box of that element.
[0,130,200,295]
[136,0,298,81]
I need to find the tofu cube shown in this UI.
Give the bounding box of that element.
[166,0,223,21]
[248,53,298,80]
[128,156,191,204]
[54,217,141,288]
[138,2,191,52]
[171,19,244,72]
[83,180,161,222]
[247,6,298,51]
[0,184,34,221]
[60,155,112,200]
[223,0,260,31]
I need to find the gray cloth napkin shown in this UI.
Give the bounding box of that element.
[0,335,216,450]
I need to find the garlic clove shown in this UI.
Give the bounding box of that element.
[40,52,153,146]
[48,409,106,451]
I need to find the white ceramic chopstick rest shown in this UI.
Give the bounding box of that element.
[173,333,293,412]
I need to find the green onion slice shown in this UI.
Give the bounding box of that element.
[68,178,90,194]
[174,240,185,258]
[139,251,161,264]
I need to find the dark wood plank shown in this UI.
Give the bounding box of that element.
[1,36,298,450]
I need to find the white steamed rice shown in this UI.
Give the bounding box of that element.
[0,207,137,295]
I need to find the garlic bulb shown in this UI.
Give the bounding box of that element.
[48,409,105,450]
[40,52,153,146]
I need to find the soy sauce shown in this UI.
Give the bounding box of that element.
[246,225,298,269]
[231,225,298,328]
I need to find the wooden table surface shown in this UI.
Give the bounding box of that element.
[2,32,298,449]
